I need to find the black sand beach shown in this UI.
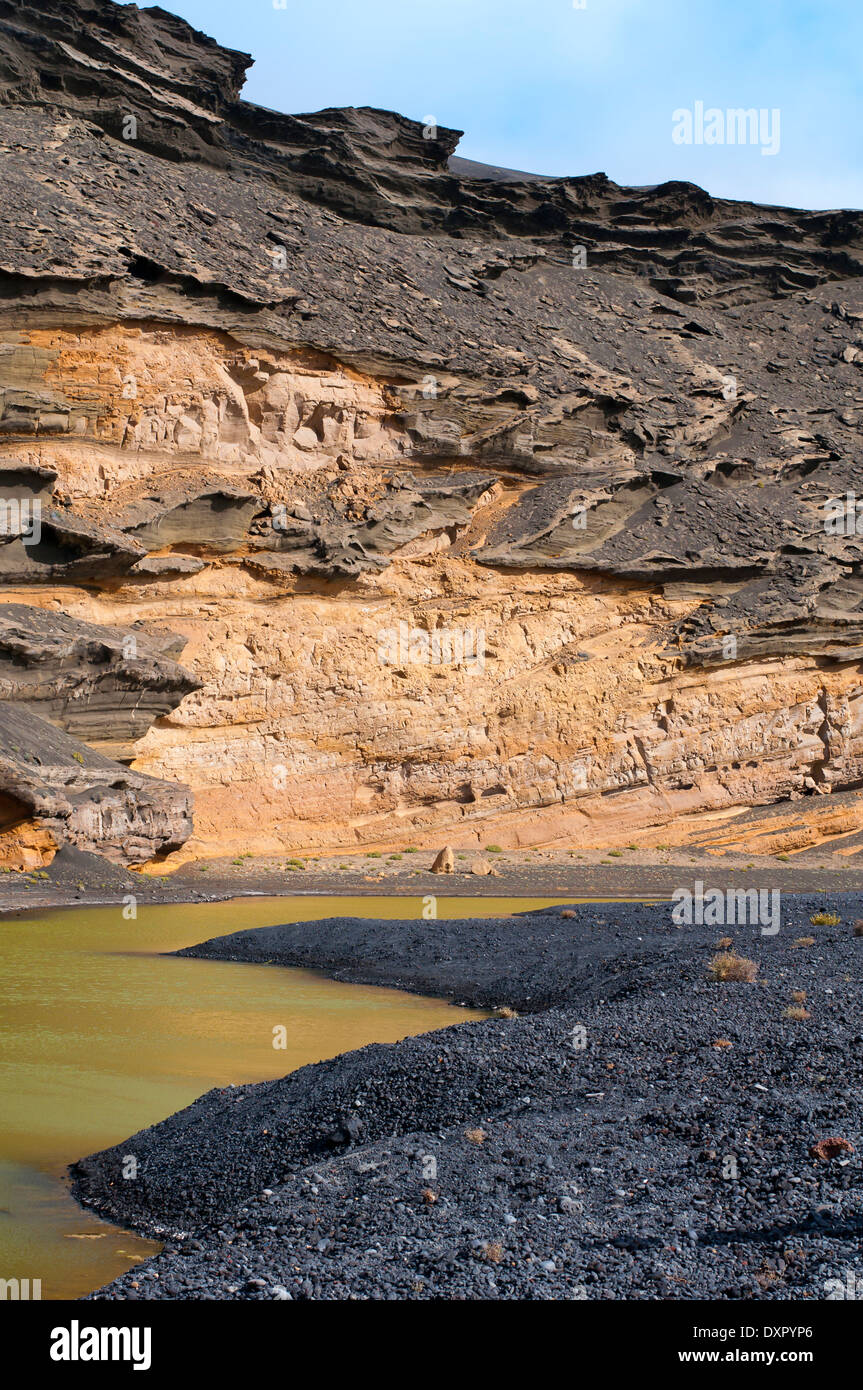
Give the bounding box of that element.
[72,894,862,1300]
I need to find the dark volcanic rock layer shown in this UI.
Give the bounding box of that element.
[0,603,199,752]
[74,898,863,1300]
[0,700,192,863]
[1,0,863,860]
[0,603,197,864]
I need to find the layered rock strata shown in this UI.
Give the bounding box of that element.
[2,0,863,863]
[0,701,192,867]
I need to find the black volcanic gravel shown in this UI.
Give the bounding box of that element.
[75,895,863,1300]
[174,903,709,1012]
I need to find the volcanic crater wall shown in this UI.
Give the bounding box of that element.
[1,0,863,866]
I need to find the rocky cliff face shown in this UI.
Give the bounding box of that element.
[1,0,863,867]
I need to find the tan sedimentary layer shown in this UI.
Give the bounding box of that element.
[0,818,57,872]
[13,323,404,503]
[5,323,863,863]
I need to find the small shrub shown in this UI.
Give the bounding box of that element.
[492,1006,518,1019]
[366,851,382,859]
[404,847,418,853]
[717,936,733,949]
[810,912,840,926]
[709,952,759,983]
[791,990,806,1003]
[607,850,622,857]
[465,1127,486,1144]
[482,1242,504,1263]
[485,845,503,854]
[784,1006,810,1021]
[792,936,816,948]
[421,1188,437,1205]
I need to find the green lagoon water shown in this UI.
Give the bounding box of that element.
[0,894,561,1298]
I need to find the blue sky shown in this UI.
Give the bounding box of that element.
[141,0,860,209]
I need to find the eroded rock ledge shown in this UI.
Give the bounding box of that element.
[1,0,863,862]
[0,603,199,751]
[0,701,192,866]
[0,604,197,865]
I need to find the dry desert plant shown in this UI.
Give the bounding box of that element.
[708,952,759,983]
